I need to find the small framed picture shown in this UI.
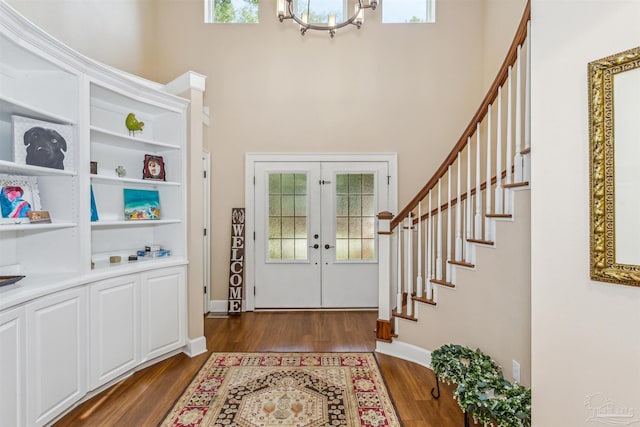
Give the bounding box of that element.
[0,174,42,224]
[12,115,73,171]
[123,188,160,220]
[27,210,51,224]
[143,155,165,181]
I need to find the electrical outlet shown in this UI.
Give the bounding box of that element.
[512,360,521,383]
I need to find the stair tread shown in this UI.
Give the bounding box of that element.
[412,295,437,306]
[430,279,455,288]
[448,260,475,268]
[503,181,529,189]
[467,238,495,245]
[392,310,418,321]
[485,213,512,218]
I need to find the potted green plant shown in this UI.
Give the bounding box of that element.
[431,344,531,427]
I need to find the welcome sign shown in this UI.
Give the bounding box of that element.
[227,208,245,315]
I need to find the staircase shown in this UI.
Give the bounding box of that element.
[375,3,531,386]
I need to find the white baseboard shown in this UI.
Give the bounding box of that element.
[184,336,207,357]
[375,340,432,369]
[209,299,246,313]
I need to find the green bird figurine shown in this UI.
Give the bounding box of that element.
[125,113,144,136]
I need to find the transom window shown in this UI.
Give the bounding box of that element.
[204,0,259,23]
[382,0,435,23]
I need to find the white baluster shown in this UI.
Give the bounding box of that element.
[426,191,433,300]
[396,226,402,314]
[446,167,452,281]
[514,44,523,183]
[455,152,462,261]
[523,22,531,182]
[405,214,413,317]
[506,65,513,214]
[474,124,482,240]
[432,217,439,302]
[436,179,443,281]
[495,86,503,214]
[416,202,423,298]
[485,104,492,241]
[465,138,472,262]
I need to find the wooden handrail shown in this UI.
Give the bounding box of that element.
[391,1,531,230]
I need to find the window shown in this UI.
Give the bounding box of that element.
[382,0,435,24]
[205,0,258,23]
[335,173,376,261]
[268,173,308,261]
[294,0,345,24]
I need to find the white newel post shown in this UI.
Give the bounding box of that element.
[376,211,394,342]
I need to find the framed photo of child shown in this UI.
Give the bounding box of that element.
[0,174,42,224]
[142,154,165,181]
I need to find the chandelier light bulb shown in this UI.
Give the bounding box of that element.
[278,0,378,37]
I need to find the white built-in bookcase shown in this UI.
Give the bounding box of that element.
[0,4,188,287]
[0,3,194,426]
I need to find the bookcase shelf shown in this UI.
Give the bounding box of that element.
[90,174,180,187]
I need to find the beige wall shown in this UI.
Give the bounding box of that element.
[152,0,487,302]
[531,0,640,424]
[7,0,155,77]
[401,189,531,386]
[482,0,527,88]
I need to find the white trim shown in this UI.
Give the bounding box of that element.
[209,299,246,313]
[164,71,207,94]
[183,336,207,357]
[245,153,398,312]
[203,151,211,314]
[375,340,432,369]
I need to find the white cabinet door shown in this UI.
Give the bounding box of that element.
[89,275,139,389]
[140,266,185,361]
[26,288,87,427]
[0,307,25,427]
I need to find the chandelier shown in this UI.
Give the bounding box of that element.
[277,0,378,38]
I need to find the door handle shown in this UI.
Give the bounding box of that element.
[324,244,335,249]
[309,244,319,249]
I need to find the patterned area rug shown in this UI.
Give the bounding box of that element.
[160,352,401,427]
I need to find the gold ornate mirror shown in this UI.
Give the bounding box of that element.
[589,47,640,286]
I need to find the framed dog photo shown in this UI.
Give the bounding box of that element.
[142,155,165,181]
[0,174,42,224]
[12,115,73,171]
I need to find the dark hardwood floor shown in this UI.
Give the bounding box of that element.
[54,311,471,427]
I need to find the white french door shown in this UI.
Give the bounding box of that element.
[253,160,389,309]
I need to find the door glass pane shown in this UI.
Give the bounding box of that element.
[268,173,308,260]
[335,173,376,260]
